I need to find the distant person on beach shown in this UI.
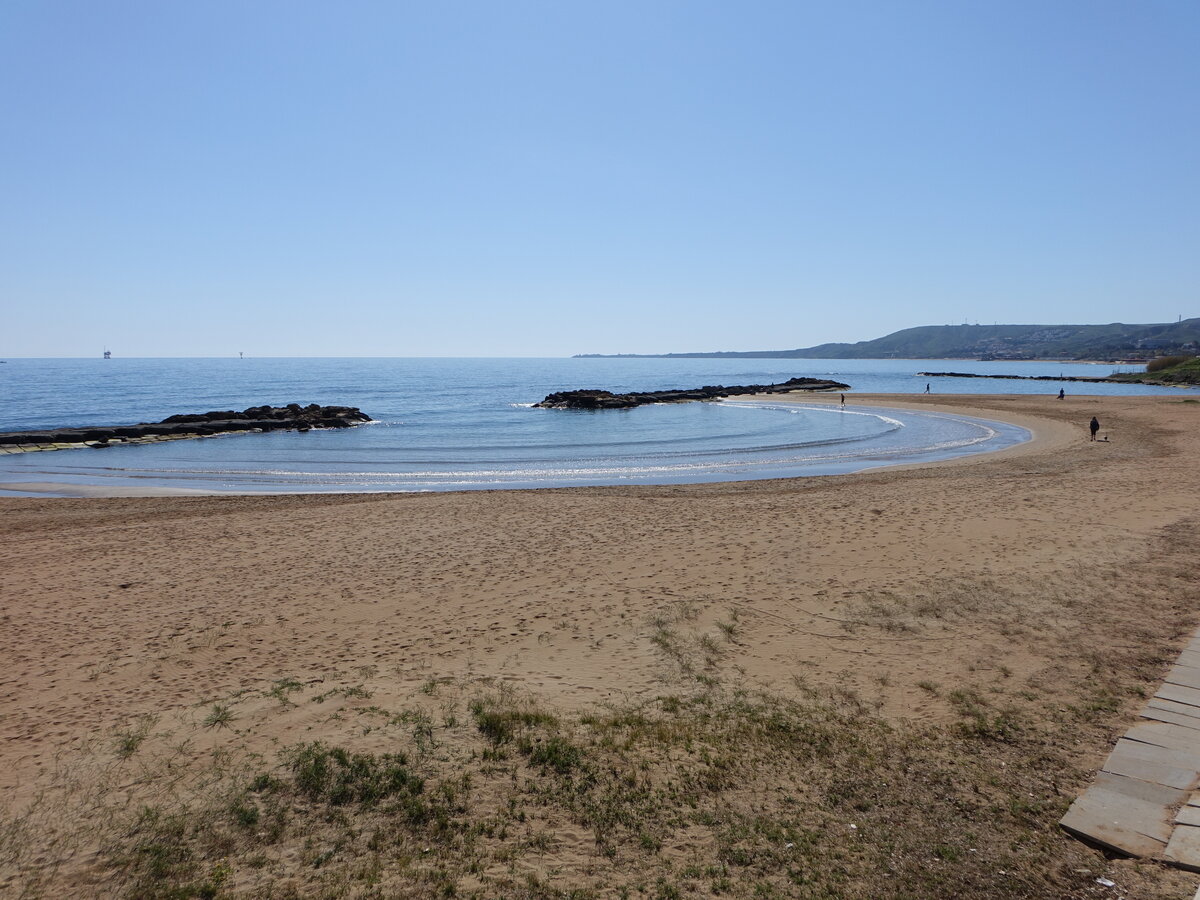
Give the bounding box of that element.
[924,383,930,394]
[1057,388,1065,400]
[1090,417,1100,441]
[840,393,845,408]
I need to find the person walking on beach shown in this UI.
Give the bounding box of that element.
[924,383,930,394]
[839,393,845,409]
[1057,388,1065,400]
[1090,417,1100,441]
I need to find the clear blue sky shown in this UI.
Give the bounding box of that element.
[2,1,1197,357]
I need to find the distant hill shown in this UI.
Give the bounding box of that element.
[576,319,1200,361]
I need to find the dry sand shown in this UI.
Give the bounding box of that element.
[2,393,1199,896]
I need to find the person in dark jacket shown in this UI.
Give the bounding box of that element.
[1089,417,1100,441]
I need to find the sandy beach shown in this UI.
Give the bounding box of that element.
[3,393,1199,898]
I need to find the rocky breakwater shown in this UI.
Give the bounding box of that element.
[0,404,372,453]
[918,371,1115,383]
[534,377,850,410]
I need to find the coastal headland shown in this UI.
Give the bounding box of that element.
[3,394,1199,897]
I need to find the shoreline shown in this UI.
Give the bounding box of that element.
[763,391,1079,470]
[4,394,1200,896]
[0,393,1044,498]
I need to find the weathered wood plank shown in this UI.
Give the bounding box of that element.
[1147,697,1200,722]
[1164,664,1200,692]
[1162,824,1200,872]
[1091,770,1189,808]
[1141,706,1200,732]
[1061,787,1173,857]
[1105,739,1200,790]
[1175,806,1200,827]
[1060,771,1182,856]
[1064,627,1200,871]
[1127,722,1200,754]
[1155,683,1200,709]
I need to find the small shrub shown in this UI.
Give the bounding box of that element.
[230,801,259,829]
[469,697,556,745]
[524,736,584,774]
[1147,354,1193,372]
[287,742,422,807]
[249,773,279,793]
[113,714,158,760]
[266,677,304,705]
[203,704,234,729]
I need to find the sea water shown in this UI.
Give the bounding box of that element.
[0,357,1178,494]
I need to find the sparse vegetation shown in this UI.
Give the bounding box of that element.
[265,677,304,706]
[1111,354,1200,384]
[5,627,1198,900]
[6,517,1200,898]
[1146,354,1194,373]
[58,679,1170,899]
[113,715,157,760]
[202,704,235,729]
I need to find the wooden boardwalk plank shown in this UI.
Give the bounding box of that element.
[1164,665,1200,692]
[1163,824,1200,872]
[1064,627,1200,871]
[1126,722,1200,754]
[1155,683,1200,709]
[1111,738,1200,769]
[1141,706,1200,732]
[1061,792,1171,857]
[1147,697,1200,722]
[1176,806,1200,827]
[1105,739,1200,790]
[1091,770,1189,807]
[1060,769,1183,856]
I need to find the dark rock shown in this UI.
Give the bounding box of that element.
[534,377,850,410]
[918,371,1118,383]
[0,404,373,451]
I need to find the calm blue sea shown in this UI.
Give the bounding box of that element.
[0,357,1180,494]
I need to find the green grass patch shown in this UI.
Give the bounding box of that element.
[287,742,422,807]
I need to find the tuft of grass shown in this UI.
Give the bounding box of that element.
[288,742,422,808]
[523,735,584,774]
[312,684,374,703]
[265,677,304,705]
[469,693,557,746]
[203,704,235,729]
[948,689,1021,742]
[113,715,157,760]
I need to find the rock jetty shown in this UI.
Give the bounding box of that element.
[918,371,1115,383]
[0,404,371,453]
[534,377,850,410]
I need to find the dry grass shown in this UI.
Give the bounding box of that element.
[7,672,1186,899]
[4,518,1200,898]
